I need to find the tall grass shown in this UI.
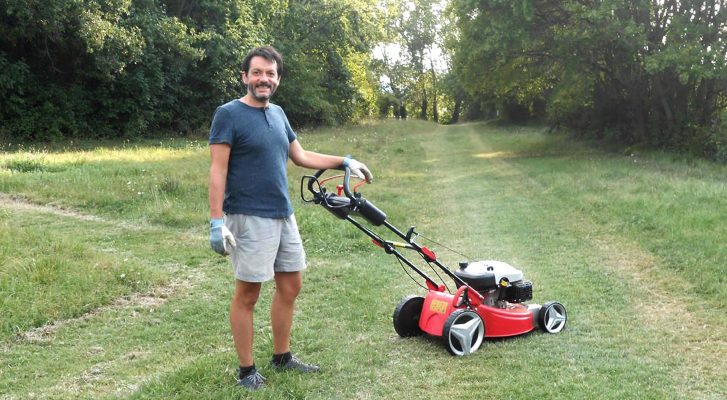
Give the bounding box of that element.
[0,139,209,228]
[1,121,725,399]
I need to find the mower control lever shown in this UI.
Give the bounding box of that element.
[405,226,418,243]
[305,167,356,200]
[302,167,387,226]
[341,167,358,200]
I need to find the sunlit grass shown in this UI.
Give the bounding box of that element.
[0,139,210,228]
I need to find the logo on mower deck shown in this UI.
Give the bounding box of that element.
[429,299,448,314]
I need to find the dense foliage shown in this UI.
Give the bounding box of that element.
[446,0,727,158]
[268,0,380,126]
[0,0,380,140]
[2,0,727,158]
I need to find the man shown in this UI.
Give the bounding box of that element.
[208,46,372,391]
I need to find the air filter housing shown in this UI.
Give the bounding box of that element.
[503,280,533,303]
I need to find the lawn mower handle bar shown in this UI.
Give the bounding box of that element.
[307,167,355,199]
[305,167,388,226]
[302,168,479,299]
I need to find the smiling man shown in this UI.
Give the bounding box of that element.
[207,46,372,391]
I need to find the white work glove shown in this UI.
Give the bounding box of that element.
[210,218,237,256]
[343,157,373,183]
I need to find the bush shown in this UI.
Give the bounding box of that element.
[0,0,380,141]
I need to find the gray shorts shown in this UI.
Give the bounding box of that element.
[224,213,306,282]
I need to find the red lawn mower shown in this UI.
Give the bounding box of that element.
[301,167,567,356]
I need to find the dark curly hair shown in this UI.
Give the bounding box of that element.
[241,46,283,77]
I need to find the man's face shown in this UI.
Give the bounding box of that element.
[242,56,280,104]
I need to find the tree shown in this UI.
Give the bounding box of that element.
[372,0,411,119]
[399,0,443,121]
[447,0,727,157]
[268,0,380,126]
[0,0,272,139]
[0,0,381,140]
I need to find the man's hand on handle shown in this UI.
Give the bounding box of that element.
[343,157,373,183]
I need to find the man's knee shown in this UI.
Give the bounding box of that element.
[233,281,261,309]
[275,272,302,301]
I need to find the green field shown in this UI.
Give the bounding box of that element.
[1,120,726,399]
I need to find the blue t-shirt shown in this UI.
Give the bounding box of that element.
[209,99,297,218]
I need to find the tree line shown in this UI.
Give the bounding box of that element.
[0,0,380,140]
[2,0,726,160]
[445,0,727,159]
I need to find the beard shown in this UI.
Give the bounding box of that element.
[248,82,277,102]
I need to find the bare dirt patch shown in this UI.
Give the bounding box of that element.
[0,193,103,222]
[19,269,203,343]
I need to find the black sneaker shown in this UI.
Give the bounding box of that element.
[271,354,320,373]
[237,368,265,391]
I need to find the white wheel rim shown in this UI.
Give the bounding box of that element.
[544,304,567,333]
[448,313,484,356]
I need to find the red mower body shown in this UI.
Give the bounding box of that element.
[474,302,535,338]
[419,289,536,338]
[419,290,457,336]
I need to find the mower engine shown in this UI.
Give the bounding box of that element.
[454,260,533,307]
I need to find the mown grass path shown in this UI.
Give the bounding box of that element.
[1,121,725,399]
[416,123,726,399]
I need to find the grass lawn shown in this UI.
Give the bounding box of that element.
[1,120,725,399]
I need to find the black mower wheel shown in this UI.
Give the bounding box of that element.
[537,301,567,333]
[393,295,424,337]
[442,309,484,356]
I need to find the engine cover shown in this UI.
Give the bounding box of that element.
[455,261,533,302]
[454,263,496,292]
[455,260,524,289]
